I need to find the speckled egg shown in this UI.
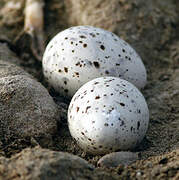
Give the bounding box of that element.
[68,77,149,155]
[43,26,147,97]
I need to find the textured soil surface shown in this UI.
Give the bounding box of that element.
[0,0,179,179]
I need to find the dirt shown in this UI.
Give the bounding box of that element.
[0,0,179,179]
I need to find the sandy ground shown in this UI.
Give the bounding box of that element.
[0,0,179,179]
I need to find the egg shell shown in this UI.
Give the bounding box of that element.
[68,77,149,155]
[43,26,147,97]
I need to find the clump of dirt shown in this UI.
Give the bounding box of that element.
[0,0,179,179]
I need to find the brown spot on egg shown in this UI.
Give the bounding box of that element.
[80,35,86,38]
[58,69,62,73]
[104,123,109,127]
[93,61,100,68]
[105,56,110,59]
[105,70,109,74]
[74,72,79,77]
[83,44,87,48]
[76,107,80,112]
[100,45,105,50]
[120,103,125,106]
[89,33,96,37]
[75,62,80,66]
[64,67,68,73]
[85,106,91,113]
[95,96,100,99]
[120,120,124,127]
[122,49,126,53]
[64,81,67,85]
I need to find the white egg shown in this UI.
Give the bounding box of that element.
[68,77,149,155]
[43,26,147,97]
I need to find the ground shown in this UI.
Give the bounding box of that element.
[0,0,179,179]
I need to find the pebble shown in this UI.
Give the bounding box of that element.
[97,151,138,167]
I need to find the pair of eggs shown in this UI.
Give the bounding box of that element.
[43,26,149,155]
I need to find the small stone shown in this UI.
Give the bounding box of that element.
[97,151,138,167]
[0,75,59,140]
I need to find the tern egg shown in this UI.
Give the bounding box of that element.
[68,77,149,155]
[43,26,147,98]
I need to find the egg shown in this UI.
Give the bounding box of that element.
[68,77,149,155]
[43,26,147,98]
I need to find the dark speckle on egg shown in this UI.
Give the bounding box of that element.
[104,123,109,127]
[122,49,126,53]
[76,107,80,112]
[64,67,68,73]
[80,35,86,39]
[83,44,87,48]
[94,82,99,85]
[120,103,125,106]
[93,61,100,68]
[95,96,100,99]
[85,106,91,113]
[105,70,109,74]
[100,45,105,50]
